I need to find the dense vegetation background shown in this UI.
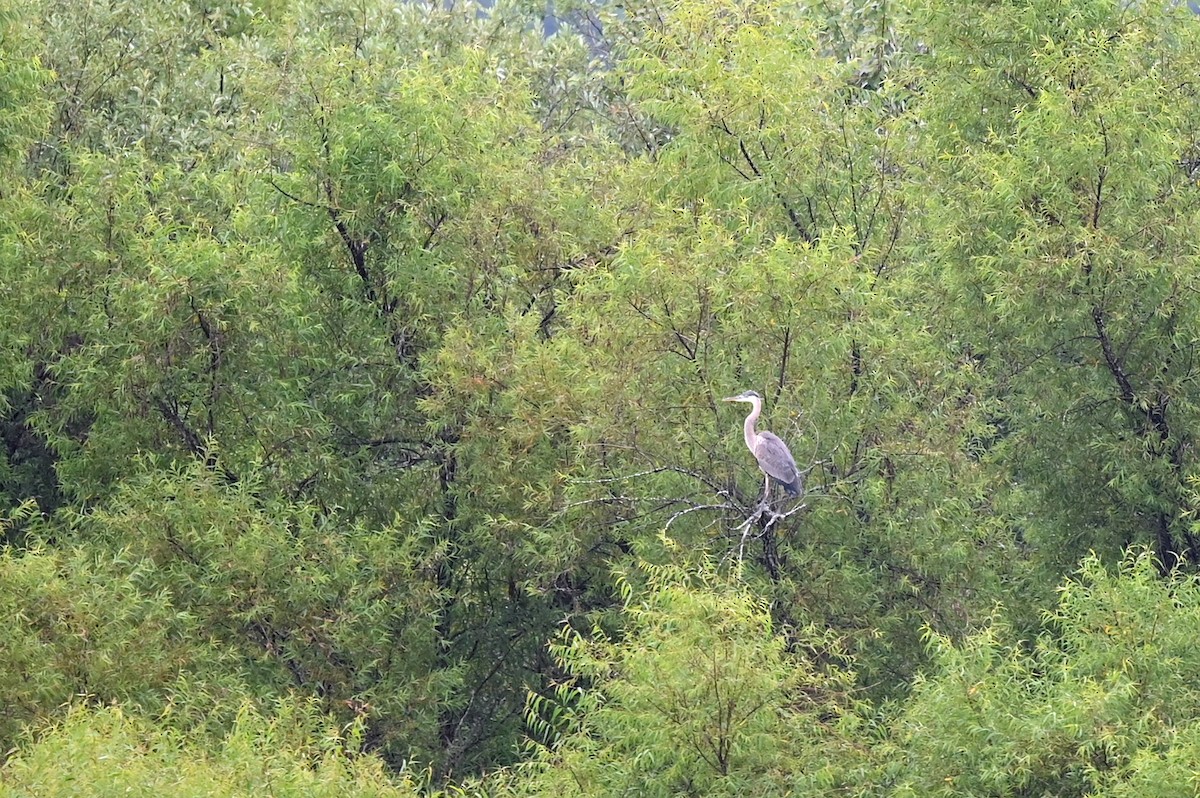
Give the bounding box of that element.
[5,0,1200,794]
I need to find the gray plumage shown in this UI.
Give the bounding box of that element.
[723,390,801,497]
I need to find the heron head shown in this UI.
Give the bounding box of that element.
[722,390,763,404]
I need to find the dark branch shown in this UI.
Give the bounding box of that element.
[153,395,238,484]
[1091,304,1135,405]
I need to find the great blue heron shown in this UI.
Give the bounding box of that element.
[723,390,801,500]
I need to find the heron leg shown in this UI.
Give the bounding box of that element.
[763,473,771,503]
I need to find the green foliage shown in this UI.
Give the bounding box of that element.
[0,703,428,797]
[7,0,1200,791]
[67,462,454,766]
[0,532,245,746]
[515,562,863,797]
[884,551,1200,797]
[909,0,1200,568]
[0,2,50,171]
[499,0,1035,697]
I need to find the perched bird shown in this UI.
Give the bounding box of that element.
[723,390,801,499]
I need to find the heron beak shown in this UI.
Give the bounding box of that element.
[721,396,738,402]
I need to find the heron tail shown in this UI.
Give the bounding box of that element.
[782,476,803,498]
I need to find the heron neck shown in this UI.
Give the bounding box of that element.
[743,399,761,450]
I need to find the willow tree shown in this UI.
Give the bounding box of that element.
[440,0,1034,693]
[0,0,628,775]
[907,0,1200,570]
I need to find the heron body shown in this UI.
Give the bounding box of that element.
[723,390,801,498]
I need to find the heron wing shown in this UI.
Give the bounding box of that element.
[753,431,798,483]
